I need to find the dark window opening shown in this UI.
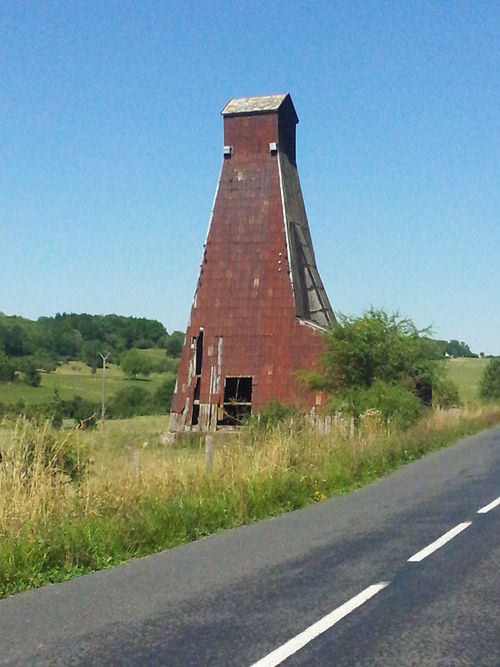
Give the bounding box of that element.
[191,404,200,426]
[193,377,201,401]
[218,376,252,426]
[195,330,204,375]
[223,376,252,402]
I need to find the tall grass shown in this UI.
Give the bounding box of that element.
[1,405,500,598]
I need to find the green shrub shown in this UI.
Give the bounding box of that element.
[327,379,422,430]
[17,357,41,387]
[433,376,461,408]
[254,401,301,427]
[479,358,500,401]
[108,385,154,418]
[120,349,153,380]
[0,351,15,382]
[42,390,65,429]
[65,396,99,428]
[154,375,176,413]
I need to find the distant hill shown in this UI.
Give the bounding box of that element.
[0,311,183,368]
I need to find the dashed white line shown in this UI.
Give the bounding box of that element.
[408,522,472,562]
[249,582,389,667]
[251,494,496,665]
[477,496,500,514]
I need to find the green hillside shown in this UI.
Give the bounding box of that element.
[445,357,491,403]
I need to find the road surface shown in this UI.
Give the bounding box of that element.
[1,426,499,666]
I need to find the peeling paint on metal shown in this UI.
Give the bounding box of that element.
[170,94,333,432]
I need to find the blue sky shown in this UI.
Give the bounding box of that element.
[1,0,499,354]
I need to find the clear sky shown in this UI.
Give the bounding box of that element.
[1,1,499,354]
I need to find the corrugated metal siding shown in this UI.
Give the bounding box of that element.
[170,96,332,431]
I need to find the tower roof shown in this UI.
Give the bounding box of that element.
[221,93,298,121]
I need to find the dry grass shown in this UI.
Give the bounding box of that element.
[1,404,500,597]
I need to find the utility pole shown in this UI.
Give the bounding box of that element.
[99,352,111,430]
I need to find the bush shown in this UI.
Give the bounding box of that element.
[300,309,447,430]
[17,357,41,387]
[479,358,500,401]
[0,352,15,382]
[120,349,153,380]
[108,385,154,418]
[254,401,301,428]
[150,356,179,374]
[65,396,99,428]
[433,377,461,408]
[154,375,177,413]
[165,331,184,357]
[42,390,65,429]
[327,379,422,430]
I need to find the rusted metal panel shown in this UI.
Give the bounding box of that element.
[170,94,333,431]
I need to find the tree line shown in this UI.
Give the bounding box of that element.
[0,312,184,385]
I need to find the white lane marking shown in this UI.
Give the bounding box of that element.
[408,522,472,562]
[477,496,500,514]
[249,582,389,667]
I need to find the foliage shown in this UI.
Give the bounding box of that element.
[432,376,461,408]
[17,357,41,387]
[153,375,177,413]
[1,406,500,599]
[108,385,155,418]
[327,379,422,429]
[254,401,302,428]
[43,390,66,429]
[0,312,183,377]
[64,395,99,428]
[319,309,440,391]
[0,351,15,382]
[445,339,478,358]
[301,309,455,426]
[165,330,184,357]
[479,358,500,401]
[120,349,153,380]
[433,339,478,358]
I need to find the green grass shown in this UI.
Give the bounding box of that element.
[1,405,500,598]
[444,357,490,403]
[0,361,168,406]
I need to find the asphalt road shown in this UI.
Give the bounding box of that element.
[1,426,499,666]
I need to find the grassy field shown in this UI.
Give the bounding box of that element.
[444,357,491,403]
[1,355,490,409]
[0,360,171,407]
[1,404,500,598]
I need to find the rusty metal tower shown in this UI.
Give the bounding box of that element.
[170,93,334,432]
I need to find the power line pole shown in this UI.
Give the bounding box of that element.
[99,352,111,430]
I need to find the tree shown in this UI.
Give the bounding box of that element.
[79,340,103,372]
[154,375,177,413]
[0,351,15,382]
[479,358,500,401]
[314,309,440,391]
[165,331,184,357]
[445,339,477,358]
[301,309,453,427]
[18,357,41,387]
[120,349,153,380]
[108,385,154,418]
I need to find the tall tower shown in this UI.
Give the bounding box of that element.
[170,93,334,432]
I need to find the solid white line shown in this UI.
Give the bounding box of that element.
[249,582,389,667]
[408,522,472,562]
[477,496,500,514]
